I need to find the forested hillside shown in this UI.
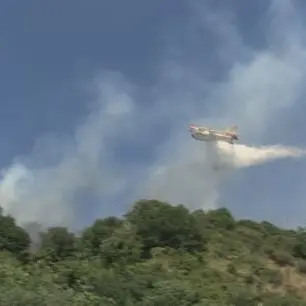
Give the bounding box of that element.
[1,199,306,305]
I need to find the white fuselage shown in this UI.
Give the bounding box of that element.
[189,126,237,144]
[191,131,233,143]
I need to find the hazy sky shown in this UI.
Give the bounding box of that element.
[1,0,306,229]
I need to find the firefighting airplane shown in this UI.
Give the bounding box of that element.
[188,124,239,144]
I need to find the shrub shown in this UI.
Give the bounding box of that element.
[296,260,306,274]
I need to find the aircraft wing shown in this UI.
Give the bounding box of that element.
[198,127,212,133]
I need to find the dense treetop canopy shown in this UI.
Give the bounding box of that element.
[0,199,306,305]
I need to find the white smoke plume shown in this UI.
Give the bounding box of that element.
[0,75,133,229]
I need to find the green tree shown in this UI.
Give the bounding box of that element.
[141,280,201,306]
[38,227,77,262]
[0,215,30,257]
[293,230,306,260]
[100,224,143,266]
[0,201,305,304]
[206,208,236,230]
[81,216,123,256]
[126,200,205,255]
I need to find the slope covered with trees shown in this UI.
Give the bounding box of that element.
[1,199,306,305]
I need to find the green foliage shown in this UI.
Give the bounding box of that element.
[260,292,306,305]
[126,200,206,255]
[141,280,201,306]
[297,260,306,274]
[37,227,77,262]
[0,199,305,304]
[259,268,283,287]
[0,215,30,257]
[99,225,143,266]
[226,289,259,306]
[81,216,123,256]
[293,230,306,260]
[270,251,294,267]
[206,207,236,230]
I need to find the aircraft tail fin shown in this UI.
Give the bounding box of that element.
[226,125,238,134]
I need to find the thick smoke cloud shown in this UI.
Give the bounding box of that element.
[0,75,134,229]
[1,0,306,230]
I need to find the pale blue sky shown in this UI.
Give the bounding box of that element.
[1,0,306,229]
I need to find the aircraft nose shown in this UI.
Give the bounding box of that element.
[188,124,196,132]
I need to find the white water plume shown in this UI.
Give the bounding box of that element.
[143,140,306,212]
[217,142,306,168]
